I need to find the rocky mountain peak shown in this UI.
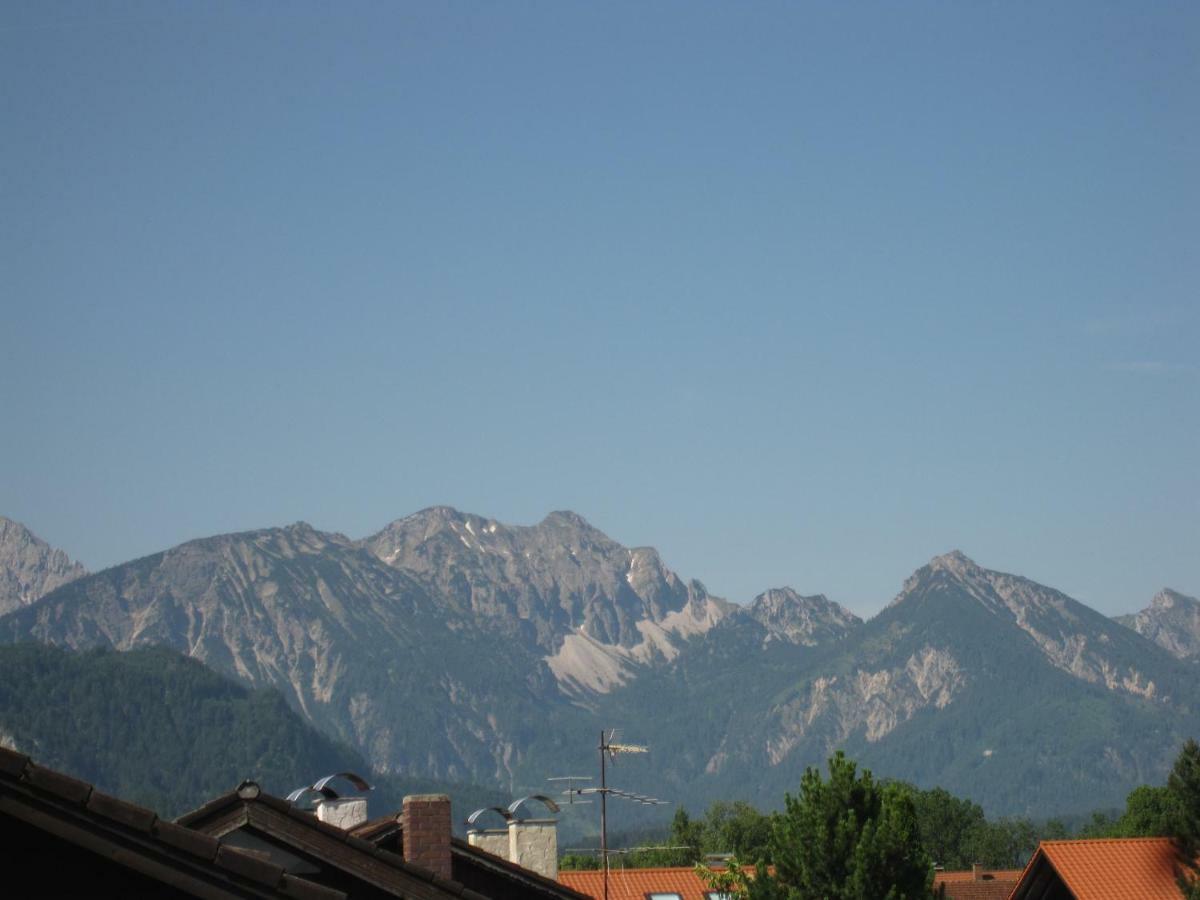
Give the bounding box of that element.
[1116,589,1200,662]
[361,508,734,693]
[0,517,87,615]
[927,550,980,576]
[889,553,1186,704]
[747,587,861,645]
[1151,588,1191,610]
[539,509,597,530]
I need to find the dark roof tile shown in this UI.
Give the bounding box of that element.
[86,789,158,832]
[215,843,286,887]
[152,819,221,861]
[174,789,242,826]
[0,746,30,777]
[279,873,348,900]
[23,764,92,804]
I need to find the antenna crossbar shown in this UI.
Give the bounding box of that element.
[548,729,670,900]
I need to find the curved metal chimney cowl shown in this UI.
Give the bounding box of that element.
[286,772,373,831]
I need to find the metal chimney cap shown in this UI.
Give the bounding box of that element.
[312,772,372,796]
[466,806,513,828]
[507,794,561,819]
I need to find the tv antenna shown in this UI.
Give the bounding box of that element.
[550,729,668,900]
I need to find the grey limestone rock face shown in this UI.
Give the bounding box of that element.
[363,507,734,689]
[889,551,1181,703]
[746,587,861,645]
[0,517,86,615]
[1116,589,1200,661]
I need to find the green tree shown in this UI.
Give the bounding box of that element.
[751,752,932,899]
[1168,739,1200,899]
[669,807,707,865]
[705,801,775,864]
[906,786,986,870]
[557,854,600,871]
[1116,785,1181,838]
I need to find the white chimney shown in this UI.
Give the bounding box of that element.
[507,816,558,879]
[467,827,510,859]
[316,796,369,830]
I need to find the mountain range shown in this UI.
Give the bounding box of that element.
[0,510,1196,819]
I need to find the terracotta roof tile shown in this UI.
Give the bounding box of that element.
[932,869,1021,900]
[936,869,1022,883]
[937,880,1019,900]
[1018,838,1191,900]
[559,865,758,899]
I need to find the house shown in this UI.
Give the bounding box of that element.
[1008,837,1195,900]
[0,745,340,898]
[558,864,760,899]
[558,863,1021,899]
[350,808,585,899]
[932,865,1021,900]
[0,745,586,899]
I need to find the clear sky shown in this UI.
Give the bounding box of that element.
[2,2,1196,618]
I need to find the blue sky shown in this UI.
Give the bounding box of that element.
[2,2,1196,617]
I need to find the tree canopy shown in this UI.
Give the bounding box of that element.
[708,752,931,900]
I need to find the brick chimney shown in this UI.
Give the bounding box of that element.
[402,794,452,881]
[972,862,983,881]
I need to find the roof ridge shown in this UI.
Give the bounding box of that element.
[1041,836,1175,844]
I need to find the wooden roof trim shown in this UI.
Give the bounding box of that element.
[0,747,345,899]
[348,816,591,900]
[182,786,489,900]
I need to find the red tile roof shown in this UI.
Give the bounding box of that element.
[936,869,1023,883]
[1011,838,1194,900]
[933,869,1021,900]
[559,865,758,899]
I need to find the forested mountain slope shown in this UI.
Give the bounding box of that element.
[0,642,506,820]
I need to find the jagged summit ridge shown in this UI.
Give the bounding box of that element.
[892,551,1178,702]
[0,516,87,615]
[363,507,734,694]
[1116,589,1200,661]
[747,587,861,645]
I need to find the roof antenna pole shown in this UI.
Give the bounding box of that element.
[600,729,608,900]
[551,729,666,900]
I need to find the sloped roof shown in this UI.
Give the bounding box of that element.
[932,869,1020,900]
[177,783,488,900]
[930,868,1021,900]
[1010,838,1192,900]
[0,746,342,899]
[350,815,589,900]
[558,865,759,899]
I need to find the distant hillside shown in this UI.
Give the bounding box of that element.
[0,642,506,822]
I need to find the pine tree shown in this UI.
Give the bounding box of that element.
[1169,739,1200,899]
[742,752,932,899]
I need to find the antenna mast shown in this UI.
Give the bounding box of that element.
[551,728,665,900]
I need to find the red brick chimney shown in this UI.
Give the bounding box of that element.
[402,794,452,881]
